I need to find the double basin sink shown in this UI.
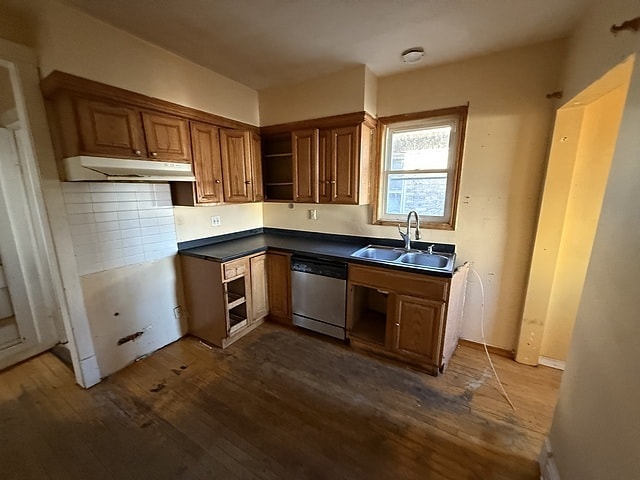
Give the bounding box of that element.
[350,245,455,273]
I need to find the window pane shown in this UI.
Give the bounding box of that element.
[385,173,447,216]
[389,126,451,171]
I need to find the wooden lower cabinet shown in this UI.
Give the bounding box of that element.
[388,294,445,367]
[266,251,292,325]
[347,263,468,375]
[250,254,269,322]
[181,252,268,348]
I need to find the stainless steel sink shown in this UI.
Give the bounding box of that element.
[350,245,405,261]
[351,244,455,272]
[397,252,450,268]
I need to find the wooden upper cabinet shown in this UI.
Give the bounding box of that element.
[330,125,360,205]
[250,132,264,202]
[220,128,253,202]
[317,130,331,203]
[74,98,191,162]
[292,129,318,203]
[75,97,147,158]
[141,112,191,163]
[190,122,223,204]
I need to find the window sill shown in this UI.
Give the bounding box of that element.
[373,219,455,231]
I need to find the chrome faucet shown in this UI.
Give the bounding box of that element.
[398,210,421,250]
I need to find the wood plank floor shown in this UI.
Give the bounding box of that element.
[0,323,561,479]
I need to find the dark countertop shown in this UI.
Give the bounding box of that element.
[179,228,457,278]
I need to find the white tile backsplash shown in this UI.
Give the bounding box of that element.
[64,182,178,276]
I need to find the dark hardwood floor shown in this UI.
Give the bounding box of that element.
[0,323,561,479]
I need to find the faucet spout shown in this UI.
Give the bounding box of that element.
[398,210,420,250]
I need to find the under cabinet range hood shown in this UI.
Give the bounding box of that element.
[63,156,196,182]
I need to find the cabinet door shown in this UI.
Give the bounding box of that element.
[220,128,253,202]
[190,122,224,204]
[250,132,264,202]
[266,252,291,324]
[318,129,331,203]
[389,294,444,367]
[141,111,191,163]
[331,125,360,204]
[250,254,269,323]
[292,129,318,203]
[75,97,146,158]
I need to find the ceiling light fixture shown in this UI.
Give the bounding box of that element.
[401,47,424,64]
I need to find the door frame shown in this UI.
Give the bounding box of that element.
[0,38,99,387]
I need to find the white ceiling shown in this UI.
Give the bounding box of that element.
[60,0,590,91]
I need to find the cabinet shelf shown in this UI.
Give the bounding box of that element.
[227,292,246,310]
[229,312,248,335]
[264,153,292,158]
[265,182,293,186]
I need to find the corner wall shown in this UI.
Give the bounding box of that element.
[546,0,640,478]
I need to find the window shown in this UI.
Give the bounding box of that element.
[374,106,467,230]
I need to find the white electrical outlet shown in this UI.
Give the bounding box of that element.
[211,216,221,226]
[308,209,318,220]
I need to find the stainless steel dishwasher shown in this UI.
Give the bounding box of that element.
[291,255,347,340]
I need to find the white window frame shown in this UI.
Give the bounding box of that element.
[374,106,467,230]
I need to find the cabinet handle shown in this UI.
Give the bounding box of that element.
[330,180,336,184]
[395,322,400,327]
[245,180,252,184]
[133,149,142,156]
[150,152,158,157]
[215,179,221,184]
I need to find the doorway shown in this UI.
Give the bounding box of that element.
[0,52,61,369]
[516,56,635,367]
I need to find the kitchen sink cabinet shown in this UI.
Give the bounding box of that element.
[387,294,444,367]
[181,253,267,348]
[347,263,468,375]
[266,251,292,325]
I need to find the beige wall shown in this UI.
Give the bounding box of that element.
[0,0,259,125]
[174,204,263,243]
[540,83,628,361]
[266,40,565,349]
[258,65,368,126]
[547,0,640,478]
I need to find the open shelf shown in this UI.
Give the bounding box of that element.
[262,133,293,201]
[350,286,388,346]
[227,292,246,310]
[351,310,386,345]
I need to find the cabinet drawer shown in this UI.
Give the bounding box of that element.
[349,264,448,301]
[223,258,247,280]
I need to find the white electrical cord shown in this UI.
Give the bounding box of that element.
[469,266,516,411]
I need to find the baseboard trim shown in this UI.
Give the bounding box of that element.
[458,339,514,358]
[539,437,561,480]
[538,356,566,371]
